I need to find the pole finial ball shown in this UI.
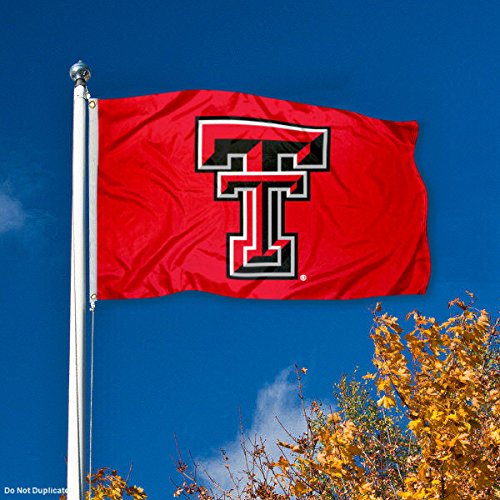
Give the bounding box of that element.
[69,60,91,83]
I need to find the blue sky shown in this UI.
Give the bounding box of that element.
[0,1,499,498]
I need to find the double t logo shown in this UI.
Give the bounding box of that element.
[195,117,330,279]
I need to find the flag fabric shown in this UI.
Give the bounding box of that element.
[90,90,430,300]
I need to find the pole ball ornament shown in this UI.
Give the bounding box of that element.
[69,60,91,84]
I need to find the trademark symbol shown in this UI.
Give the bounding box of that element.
[300,274,307,281]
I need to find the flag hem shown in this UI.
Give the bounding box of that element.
[88,99,99,301]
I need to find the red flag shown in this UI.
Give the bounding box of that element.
[92,90,430,300]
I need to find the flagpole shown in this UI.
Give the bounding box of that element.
[68,60,91,500]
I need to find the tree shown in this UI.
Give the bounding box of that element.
[75,297,499,499]
[174,296,499,499]
[60,468,147,500]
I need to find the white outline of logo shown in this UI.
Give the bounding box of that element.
[196,118,329,279]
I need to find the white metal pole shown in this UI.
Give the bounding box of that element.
[68,60,91,500]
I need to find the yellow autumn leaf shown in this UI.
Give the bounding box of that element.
[377,395,396,408]
[291,481,309,496]
[408,418,423,433]
[327,412,341,424]
[272,456,290,471]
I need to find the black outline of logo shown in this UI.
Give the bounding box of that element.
[195,117,331,280]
